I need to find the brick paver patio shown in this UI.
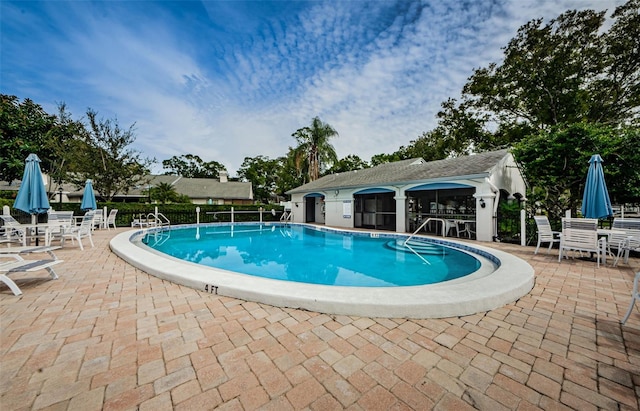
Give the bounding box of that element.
[1,228,638,410]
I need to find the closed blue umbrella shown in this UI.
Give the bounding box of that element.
[80,179,97,211]
[581,154,613,219]
[13,153,50,215]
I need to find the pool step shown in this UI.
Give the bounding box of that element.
[384,240,447,255]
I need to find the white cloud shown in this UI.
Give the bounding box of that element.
[1,0,626,176]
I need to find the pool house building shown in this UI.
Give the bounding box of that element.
[286,149,526,242]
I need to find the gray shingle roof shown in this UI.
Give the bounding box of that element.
[152,176,252,200]
[0,175,253,201]
[287,149,510,194]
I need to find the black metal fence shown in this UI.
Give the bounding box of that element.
[114,207,285,228]
[496,206,521,244]
[0,204,286,228]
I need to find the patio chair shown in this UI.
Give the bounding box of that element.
[558,218,605,267]
[47,211,74,244]
[606,219,640,266]
[92,209,104,230]
[621,272,640,324]
[61,211,95,250]
[1,255,62,296]
[533,215,561,254]
[106,209,118,230]
[444,220,459,237]
[613,234,640,267]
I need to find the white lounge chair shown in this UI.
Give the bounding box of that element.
[61,211,95,250]
[1,255,62,296]
[533,215,561,254]
[0,215,29,246]
[558,218,605,267]
[0,245,60,260]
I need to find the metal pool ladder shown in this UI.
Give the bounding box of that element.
[401,217,450,265]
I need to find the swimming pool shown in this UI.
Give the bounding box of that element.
[110,223,535,318]
[140,224,481,287]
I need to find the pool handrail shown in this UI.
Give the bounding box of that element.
[280,210,291,223]
[146,212,171,227]
[403,218,449,265]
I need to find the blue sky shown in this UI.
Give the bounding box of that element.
[1,0,625,176]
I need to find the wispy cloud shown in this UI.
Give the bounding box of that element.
[1,0,625,175]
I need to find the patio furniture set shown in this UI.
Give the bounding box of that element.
[534,216,640,268]
[534,215,640,324]
[0,209,118,296]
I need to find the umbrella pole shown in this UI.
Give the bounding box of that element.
[32,214,40,246]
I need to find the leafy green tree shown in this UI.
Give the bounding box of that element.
[162,154,226,178]
[276,149,307,196]
[512,123,640,219]
[237,155,281,203]
[424,99,494,157]
[410,1,640,215]
[464,9,607,129]
[67,109,154,201]
[0,95,80,187]
[424,1,638,156]
[326,155,369,174]
[45,103,86,191]
[292,117,339,182]
[369,152,403,166]
[591,0,640,124]
[1,95,54,183]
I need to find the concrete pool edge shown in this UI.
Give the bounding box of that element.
[109,224,535,319]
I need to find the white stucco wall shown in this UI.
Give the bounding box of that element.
[488,153,527,199]
[289,194,304,223]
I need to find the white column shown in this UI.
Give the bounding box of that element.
[394,194,407,233]
[474,187,497,242]
[520,209,526,246]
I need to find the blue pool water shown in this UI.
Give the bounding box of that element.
[142,224,482,287]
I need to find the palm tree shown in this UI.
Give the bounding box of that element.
[292,117,339,182]
[152,182,178,204]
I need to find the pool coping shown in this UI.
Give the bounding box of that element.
[110,223,535,319]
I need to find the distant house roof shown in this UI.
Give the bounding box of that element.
[146,175,253,201]
[0,174,253,202]
[287,149,511,194]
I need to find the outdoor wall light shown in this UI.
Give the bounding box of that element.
[480,198,486,208]
[334,189,340,196]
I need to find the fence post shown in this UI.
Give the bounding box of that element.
[155,206,158,217]
[196,207,200,225]
[520,209,526,246]
[259,207,263,223]
[231,207,234,223]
